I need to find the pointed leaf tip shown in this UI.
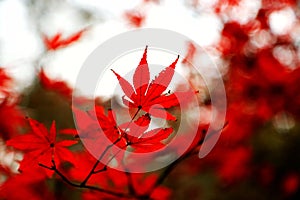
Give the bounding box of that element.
[170,55,180,69]
[111,69,121,79]
[139,46,148,65]
[50,120,56,142]
[111,69,136,99]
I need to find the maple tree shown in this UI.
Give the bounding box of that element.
[1,0,300,199]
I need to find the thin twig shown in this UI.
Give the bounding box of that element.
[39,161,131,198]
[80,108,142,186]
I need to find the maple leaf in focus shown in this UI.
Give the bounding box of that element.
[119,114,173,152]
[88,106,127,148]
[112,46,183,121]
[95,107,121,143]
[125,127,173,153]
[72,106,127,161]
[43,29,86,51]
[6,119,77,175]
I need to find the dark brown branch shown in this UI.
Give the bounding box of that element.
[93,165,107,174]
[39,161,131,198]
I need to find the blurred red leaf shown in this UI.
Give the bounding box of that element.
[43,29,86,51]
[262,0,297,10]
[0,99,25,140]
[0,165,54,200]
[132,173,171,199]
[124,10,145,27]
[219,22,250,56]
[39,69,73,98]
[0,68,11,96]
[282,173,299,195]
[218,147,252,184]
[182,42,197,66]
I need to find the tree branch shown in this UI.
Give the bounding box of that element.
[39,161,132,198]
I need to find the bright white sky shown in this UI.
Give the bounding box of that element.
[0,0,293,98]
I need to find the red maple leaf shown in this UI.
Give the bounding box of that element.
[6,118,77,175]
[111,46,182,121]
[96,107,121,144]
[119,114,173,153]
[125,127,173,153]
[43,29,86,51]
[74,106,173,155]
[72,106,127,164]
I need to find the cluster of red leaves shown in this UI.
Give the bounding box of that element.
[73,105,173,155]
[0,42,189,199]
[2,0,300,199]
[0,69,45,198]
[176,1,300,198]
